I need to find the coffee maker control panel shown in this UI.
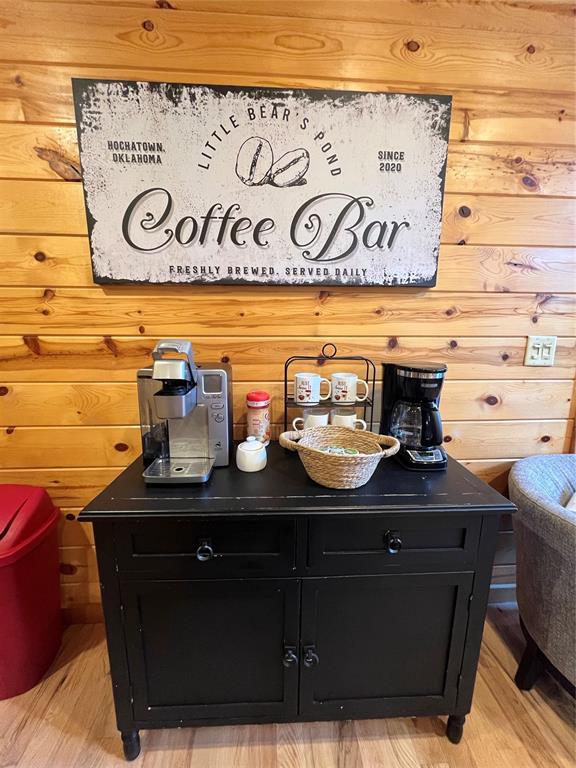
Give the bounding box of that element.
[196,366,233,467]
[405,448,445,465]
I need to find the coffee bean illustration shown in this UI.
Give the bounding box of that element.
[235,137,273,186]
[268,148,310,187]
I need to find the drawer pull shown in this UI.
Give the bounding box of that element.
[196,539,215,562]
[384,530,402,555]
[283,647,299,668]
[303,646,320,668]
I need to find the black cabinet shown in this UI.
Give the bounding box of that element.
[81,446,514,760]
[121,578,299,722]
[299,573,473,719]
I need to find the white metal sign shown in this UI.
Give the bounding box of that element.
[73,79,451,286]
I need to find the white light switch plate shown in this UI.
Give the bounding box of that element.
[524,336,557,366]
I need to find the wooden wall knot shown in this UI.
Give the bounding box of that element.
[484,395,499,406]
[114,442,129,452]
[155,0,175,7]
[34,146,81,181]
[540,435,551,443]
[40,289,55,316]
[458,205,472,218]
[387,337,398,349]
[405,40,420,52]
[522,175,538,191]
[34,251,47,262]
[142,19,155,31]
[60,563,77,576]
[443,435,452,443]
[0,386,8,396]
[23,335,41,355]
[103,336,119,356]
[526,44,536,55]
[449,340,458,348]
[460,109,470,142]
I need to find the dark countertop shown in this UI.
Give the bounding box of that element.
[79,444,515,520]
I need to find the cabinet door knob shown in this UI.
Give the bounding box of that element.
[196,539,214,561]
[303,646,320,668]
[283,647,298,668]
[384,530,402,554]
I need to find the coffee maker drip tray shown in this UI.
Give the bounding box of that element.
[143,457,215,484]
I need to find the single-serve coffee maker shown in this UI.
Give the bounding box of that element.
[381,362,448,471]
[137,339,232,484]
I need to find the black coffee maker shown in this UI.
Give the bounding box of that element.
[381,362,448,471]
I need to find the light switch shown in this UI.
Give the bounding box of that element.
[524,336,557,366]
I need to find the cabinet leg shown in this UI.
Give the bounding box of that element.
[515,637,544,691]
[121,730,140,761]
[446,715,465,744]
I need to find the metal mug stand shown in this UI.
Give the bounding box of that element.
[283,342,377,433]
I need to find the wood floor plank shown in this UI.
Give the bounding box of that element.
[0,608,573,768]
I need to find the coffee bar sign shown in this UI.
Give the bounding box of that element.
[73,79,451,286]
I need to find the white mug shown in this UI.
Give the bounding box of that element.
[331,372,369,404]
[330,408,367,430]
[294,372,331,404]
[292,409,329,431]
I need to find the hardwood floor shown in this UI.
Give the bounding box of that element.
[0,606,573,768]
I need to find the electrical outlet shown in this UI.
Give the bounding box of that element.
[524,336,557,366]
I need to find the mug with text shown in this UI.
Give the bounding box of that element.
[294,373,331,404]
[330,408,367,431]
[292,409,330,431]
[331,372,369,404]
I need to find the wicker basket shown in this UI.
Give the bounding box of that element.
[279,426,400,489]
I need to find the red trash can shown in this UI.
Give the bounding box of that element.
[0,485,62,699]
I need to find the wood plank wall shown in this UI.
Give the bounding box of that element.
[0,0,574,622]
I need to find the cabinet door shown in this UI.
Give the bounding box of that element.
[299,573,473,719]
[121,578,300,722]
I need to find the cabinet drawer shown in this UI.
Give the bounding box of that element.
[307,514,481,575]
[114,518,297,577]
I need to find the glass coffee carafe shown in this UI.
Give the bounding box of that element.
[390,400,423,448]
